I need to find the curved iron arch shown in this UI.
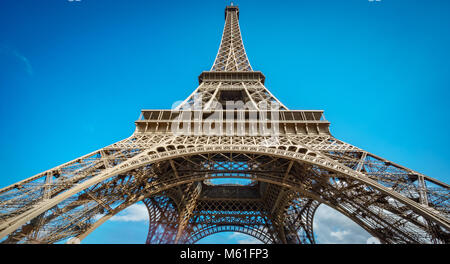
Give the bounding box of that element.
[1,146,448,243]
[185,225,273,244]
[76,177,428,243]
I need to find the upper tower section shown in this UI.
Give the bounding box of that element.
[210,5,252,72]
[225,4,239,19]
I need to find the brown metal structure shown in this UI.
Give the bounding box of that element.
[0,5,449,244]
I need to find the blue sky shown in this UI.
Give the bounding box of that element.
[0,0,449,244]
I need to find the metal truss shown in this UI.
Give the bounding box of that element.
[0,5,449,244]
[211,5,252,72]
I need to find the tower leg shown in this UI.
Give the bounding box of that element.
[175,183,201,243]
[145,196,179,244]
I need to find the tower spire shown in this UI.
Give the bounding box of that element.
[212,5,251,71]
[175,4,287,111]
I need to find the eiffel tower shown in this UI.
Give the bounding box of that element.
[0,4,449,244]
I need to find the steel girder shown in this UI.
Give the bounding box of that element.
[0,135,449,243]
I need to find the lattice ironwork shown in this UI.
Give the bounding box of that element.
[0,5,449,244]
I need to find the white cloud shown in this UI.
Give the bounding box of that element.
[313,204,372,244]
[366,237,381,244]
[237,237,263,244]
[109,203,149,222]
[330,230,350,241]
[228,232,263,244]
[227,232,242,239]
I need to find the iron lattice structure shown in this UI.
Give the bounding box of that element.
[0,5,449,244]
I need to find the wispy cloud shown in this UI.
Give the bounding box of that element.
[228,232,263,244]
[12,49,33,75]
[0,44,33,76]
